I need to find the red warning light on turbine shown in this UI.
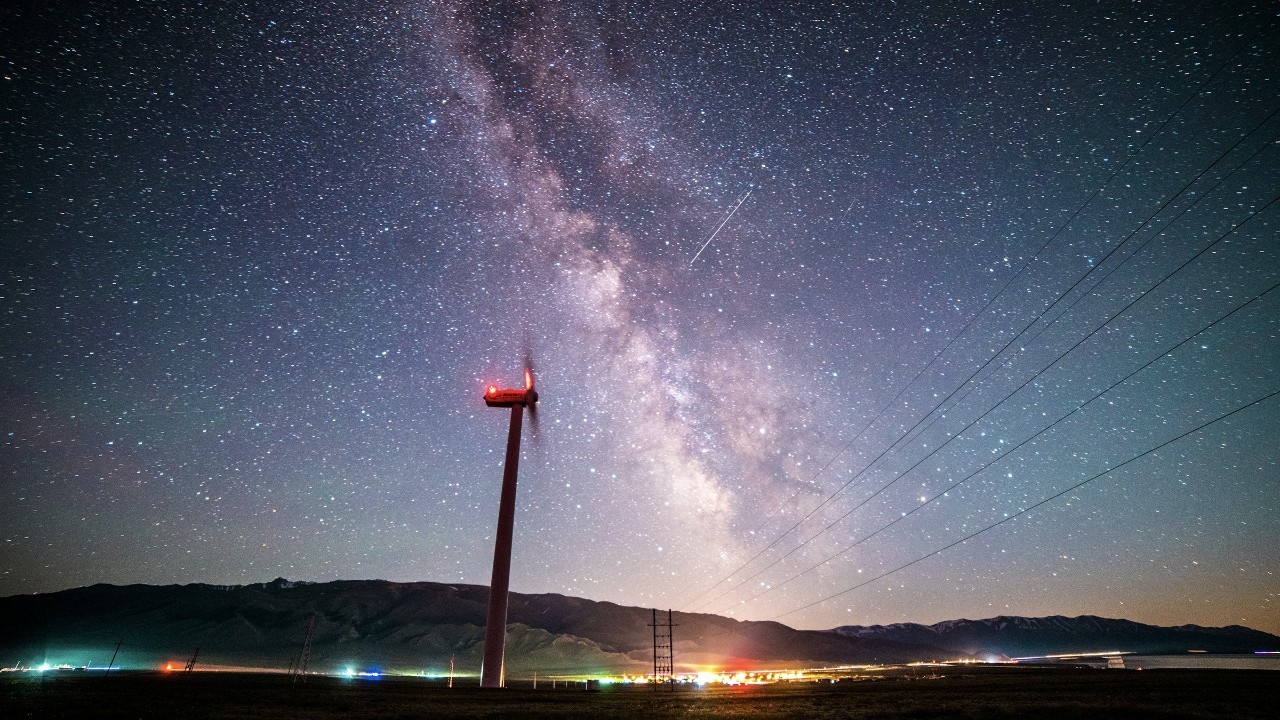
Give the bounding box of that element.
[485,384,530,408]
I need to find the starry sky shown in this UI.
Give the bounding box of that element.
[3,1,1278,635]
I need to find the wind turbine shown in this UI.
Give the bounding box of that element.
[479,355,539,688]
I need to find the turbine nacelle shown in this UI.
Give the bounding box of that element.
[484,369,538,408]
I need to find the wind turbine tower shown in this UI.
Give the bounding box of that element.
[479,364,539,688]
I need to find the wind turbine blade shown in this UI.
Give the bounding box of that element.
[528,402,541,436]
[522,344,536,390]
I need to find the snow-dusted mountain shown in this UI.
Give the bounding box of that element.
[829,615,1279,658]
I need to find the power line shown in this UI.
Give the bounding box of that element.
[681,17,1275,612]
[694,172,1278,611]
[712,277,1280,613]
[696,192,1277,612]
[770,386,1280,621]
[908,110,1279,446]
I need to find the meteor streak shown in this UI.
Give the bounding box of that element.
[690,188,752,267]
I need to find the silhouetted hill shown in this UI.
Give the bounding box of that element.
[0,579,943,674]
[8,580,1272,675]
[830,615,1280,658]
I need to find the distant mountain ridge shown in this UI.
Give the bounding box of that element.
[830,615,1279,658]
[0,578,943,674]
[2,579,1274,675]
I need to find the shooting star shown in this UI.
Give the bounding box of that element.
[690,188,752,267]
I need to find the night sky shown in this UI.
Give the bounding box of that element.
[3,1,1278,635]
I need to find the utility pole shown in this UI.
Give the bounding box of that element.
[292,614,317,684]
[650,609,676,689]
[184,648,199,674]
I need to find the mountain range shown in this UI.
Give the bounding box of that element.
[831,615,1279,659]
[2,579,1274,675]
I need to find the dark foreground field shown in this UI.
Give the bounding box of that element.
[3,666,1277,719]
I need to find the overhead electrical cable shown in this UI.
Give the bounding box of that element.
[680,21,1275,611]
[710,277,1280,613]
[906,109,1280,446]
[768,387,1280,620]
[694,192,1278,612]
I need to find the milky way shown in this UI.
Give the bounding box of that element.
[2,1,1278,633]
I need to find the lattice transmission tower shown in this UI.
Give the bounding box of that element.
[291,614,317,684]
[649,608,676,689]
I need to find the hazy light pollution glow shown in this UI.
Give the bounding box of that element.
[1,0,1278,634]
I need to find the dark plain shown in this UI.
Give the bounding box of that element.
[3,665,1276,719]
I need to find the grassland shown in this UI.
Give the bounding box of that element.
[3,665,1277,719]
